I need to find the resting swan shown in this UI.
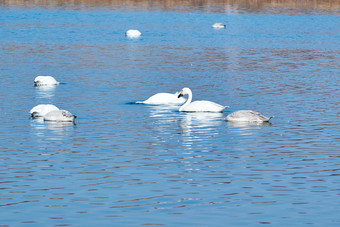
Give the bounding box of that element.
[34,76,59,86]
[44,110,76,122]
[225,110,272,122]
[137,92,186,105]
[30,104,59,118]
[212,23,226,29]
[177,87,228,112]
[126,29,141,38]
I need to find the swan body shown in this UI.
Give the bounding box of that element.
[225,110,272,122]
[212,23,226,29]
[30,104,59,118]
[137,92,186,105]
[126,29,141,38]
[34,76,59,86]
[44,110,76,122]
[178,87,228,112]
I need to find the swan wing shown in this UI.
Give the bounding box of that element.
[142,93,185,105]
[34,76,59,86]
[226,110,272,122]
[44,110,75,122]
[181,100,227,112]
[30,104,59,117]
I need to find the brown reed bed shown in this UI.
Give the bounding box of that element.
[1,0,339,13]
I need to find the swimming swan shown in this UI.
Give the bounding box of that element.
[225,110,272,122]
[137,92,186,105]
[178,87,228,112]
[43,110,76,122]
[126,29,142,38]
[30,104,59,118]
[212,23,226,29]
[34,76,59,86]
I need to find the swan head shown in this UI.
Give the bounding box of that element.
[178,87,191,98]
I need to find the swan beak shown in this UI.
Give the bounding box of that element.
[178,91,183,98]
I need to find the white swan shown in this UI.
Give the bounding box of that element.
[30,104,59,118]
[225,110,272,122]
[137,92,186,105]
[212,23,226,29]
[34,76,59,86]
[126,29,141,38]
[178,87,228,112]
[43,110,76,122]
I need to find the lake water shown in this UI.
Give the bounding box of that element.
[1,1,340,226]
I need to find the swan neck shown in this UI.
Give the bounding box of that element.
[179,89,192,111]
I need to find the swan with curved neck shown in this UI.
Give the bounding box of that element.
[178,87,228,112]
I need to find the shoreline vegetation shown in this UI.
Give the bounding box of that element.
[1,0,340,13]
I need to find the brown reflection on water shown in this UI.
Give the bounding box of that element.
[1,0,340,13]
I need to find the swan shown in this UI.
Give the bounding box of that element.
[225,110,272,122]
[137,92,186,105]
[126,29,141,38]
[30,104,59,118]
[212,23,226,29]
[34,76,59,86]
[43,110,76,122]
[177,87,228,112]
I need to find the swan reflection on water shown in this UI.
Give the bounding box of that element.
[180,112,224,129]
[147,104,180,118]
[179,112,223,139]
[35,85,56,99]
[226,120,272,136]
[30,117,76,140]
[147,105,224,130]
[177,112,224,150]
[226,120,272,128]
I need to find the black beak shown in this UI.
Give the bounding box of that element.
[31,112,39,118]
[178,91,183,98]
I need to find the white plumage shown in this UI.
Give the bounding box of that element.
[34,76,59,86]
[125,29,142,38]
[212,23,226,29]
[178,87,228,112]
[137,92,186,105]
[43,110,76,122]
[30,104,59,118]
[225,110,272,122]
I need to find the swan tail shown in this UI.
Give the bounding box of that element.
[222,106,229,111]
[264,116,274,122]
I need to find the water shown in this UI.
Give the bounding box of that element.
[1,1,340,226]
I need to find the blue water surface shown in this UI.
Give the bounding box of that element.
[0,2,340,226]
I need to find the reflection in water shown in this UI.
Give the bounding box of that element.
[34,85,56,99]
[179,112,224,131]
[227,120,272,128]
[30,118,75,140]
[147,104,180,118]
[179,112,223,148]
[226,120,272,135]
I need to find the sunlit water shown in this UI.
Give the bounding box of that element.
[1,2,340,226]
